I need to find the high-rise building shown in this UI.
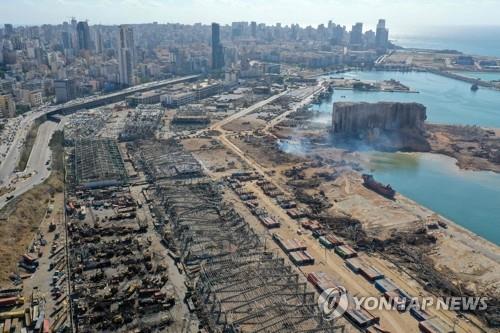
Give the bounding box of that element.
[118,25,135,86]
[54,79,76,103]
[375,19,389,49]
[350,22,363,46]
[76,21,91,50]
[211,23,224,70]
[61,31,72,50]
[231,22,248,39]
[0,94,16,118]
[3,24,14,37]
[94,29,103,54]
[251,21,257,38]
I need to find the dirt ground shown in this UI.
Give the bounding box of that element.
[182,137,249,176]
[221,113,267,132]
[0,171,63,286]
[191,133,490,332]
[426,124,500,173]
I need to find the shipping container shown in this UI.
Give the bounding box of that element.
[307,272,338,293]
[289,250,315,266]
[3,319,11,333]
[0,296,18,307]
[325,234,344,246]
[272,233,306,253]
[11,318,19,333]
[344,306,379,328]
[301,219,320,230]
[312,229,324,239]
[374,278,399,293]
[43,319,50,333]
[384,290,406,311]
[34,310,44,332]
[24,307,32,328]
[318,236,334,249]
[359,265,384,282]
[398,289,413,305]
[410,307,430,322]
[335,245,357,259]
[259,216,280,229]
[345,257,363,273]
[418,318,449,333]
[22,254,38,266]
[0,309,24,320]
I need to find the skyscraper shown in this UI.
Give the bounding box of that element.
[211,23,224,70]
[118,25,135,86]
[3,24,14,37]
[61,31,72,50]
[54,79,76,104]
[94,29,103,54]
[251,21,257,38]
[231,22,247,39]
[375,19,389,49]
[350,22,363,46]
[76,21,91,50]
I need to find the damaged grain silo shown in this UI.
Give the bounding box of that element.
[331,101,430,151]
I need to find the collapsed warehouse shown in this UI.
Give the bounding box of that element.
[119,105,164,141]
[171,105,210,130]
[127,139,204,182]
[128,139,344,332]
[71,138,128,189]
[64,135,179,332]
[156,184,342,333]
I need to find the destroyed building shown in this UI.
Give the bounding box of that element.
[119,105,164,142]
[171,105,210,131]
[73,138,128,188]
[127,139,204,181]
[331,102,430,151]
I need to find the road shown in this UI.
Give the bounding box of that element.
[213,90,289,131]
[264,84,325,131]
[0,110,45,185]
[0,120,60,210]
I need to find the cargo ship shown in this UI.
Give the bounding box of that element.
[362,174,396,200]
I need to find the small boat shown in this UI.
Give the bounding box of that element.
[471,84,479,91]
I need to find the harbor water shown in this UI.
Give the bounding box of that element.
[314,71,500,128]
[313,71,500,245]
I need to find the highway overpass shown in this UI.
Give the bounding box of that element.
[46,74,200,116]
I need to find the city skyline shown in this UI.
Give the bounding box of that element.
[2,0,500,33]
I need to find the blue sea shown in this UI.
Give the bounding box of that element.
[314,71,500,245]
[393,25,500,57]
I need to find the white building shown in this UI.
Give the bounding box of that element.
[0,94,16,118]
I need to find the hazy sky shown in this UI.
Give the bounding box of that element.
[2,0,500,33]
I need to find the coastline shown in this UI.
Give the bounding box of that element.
[426,123,500,174]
